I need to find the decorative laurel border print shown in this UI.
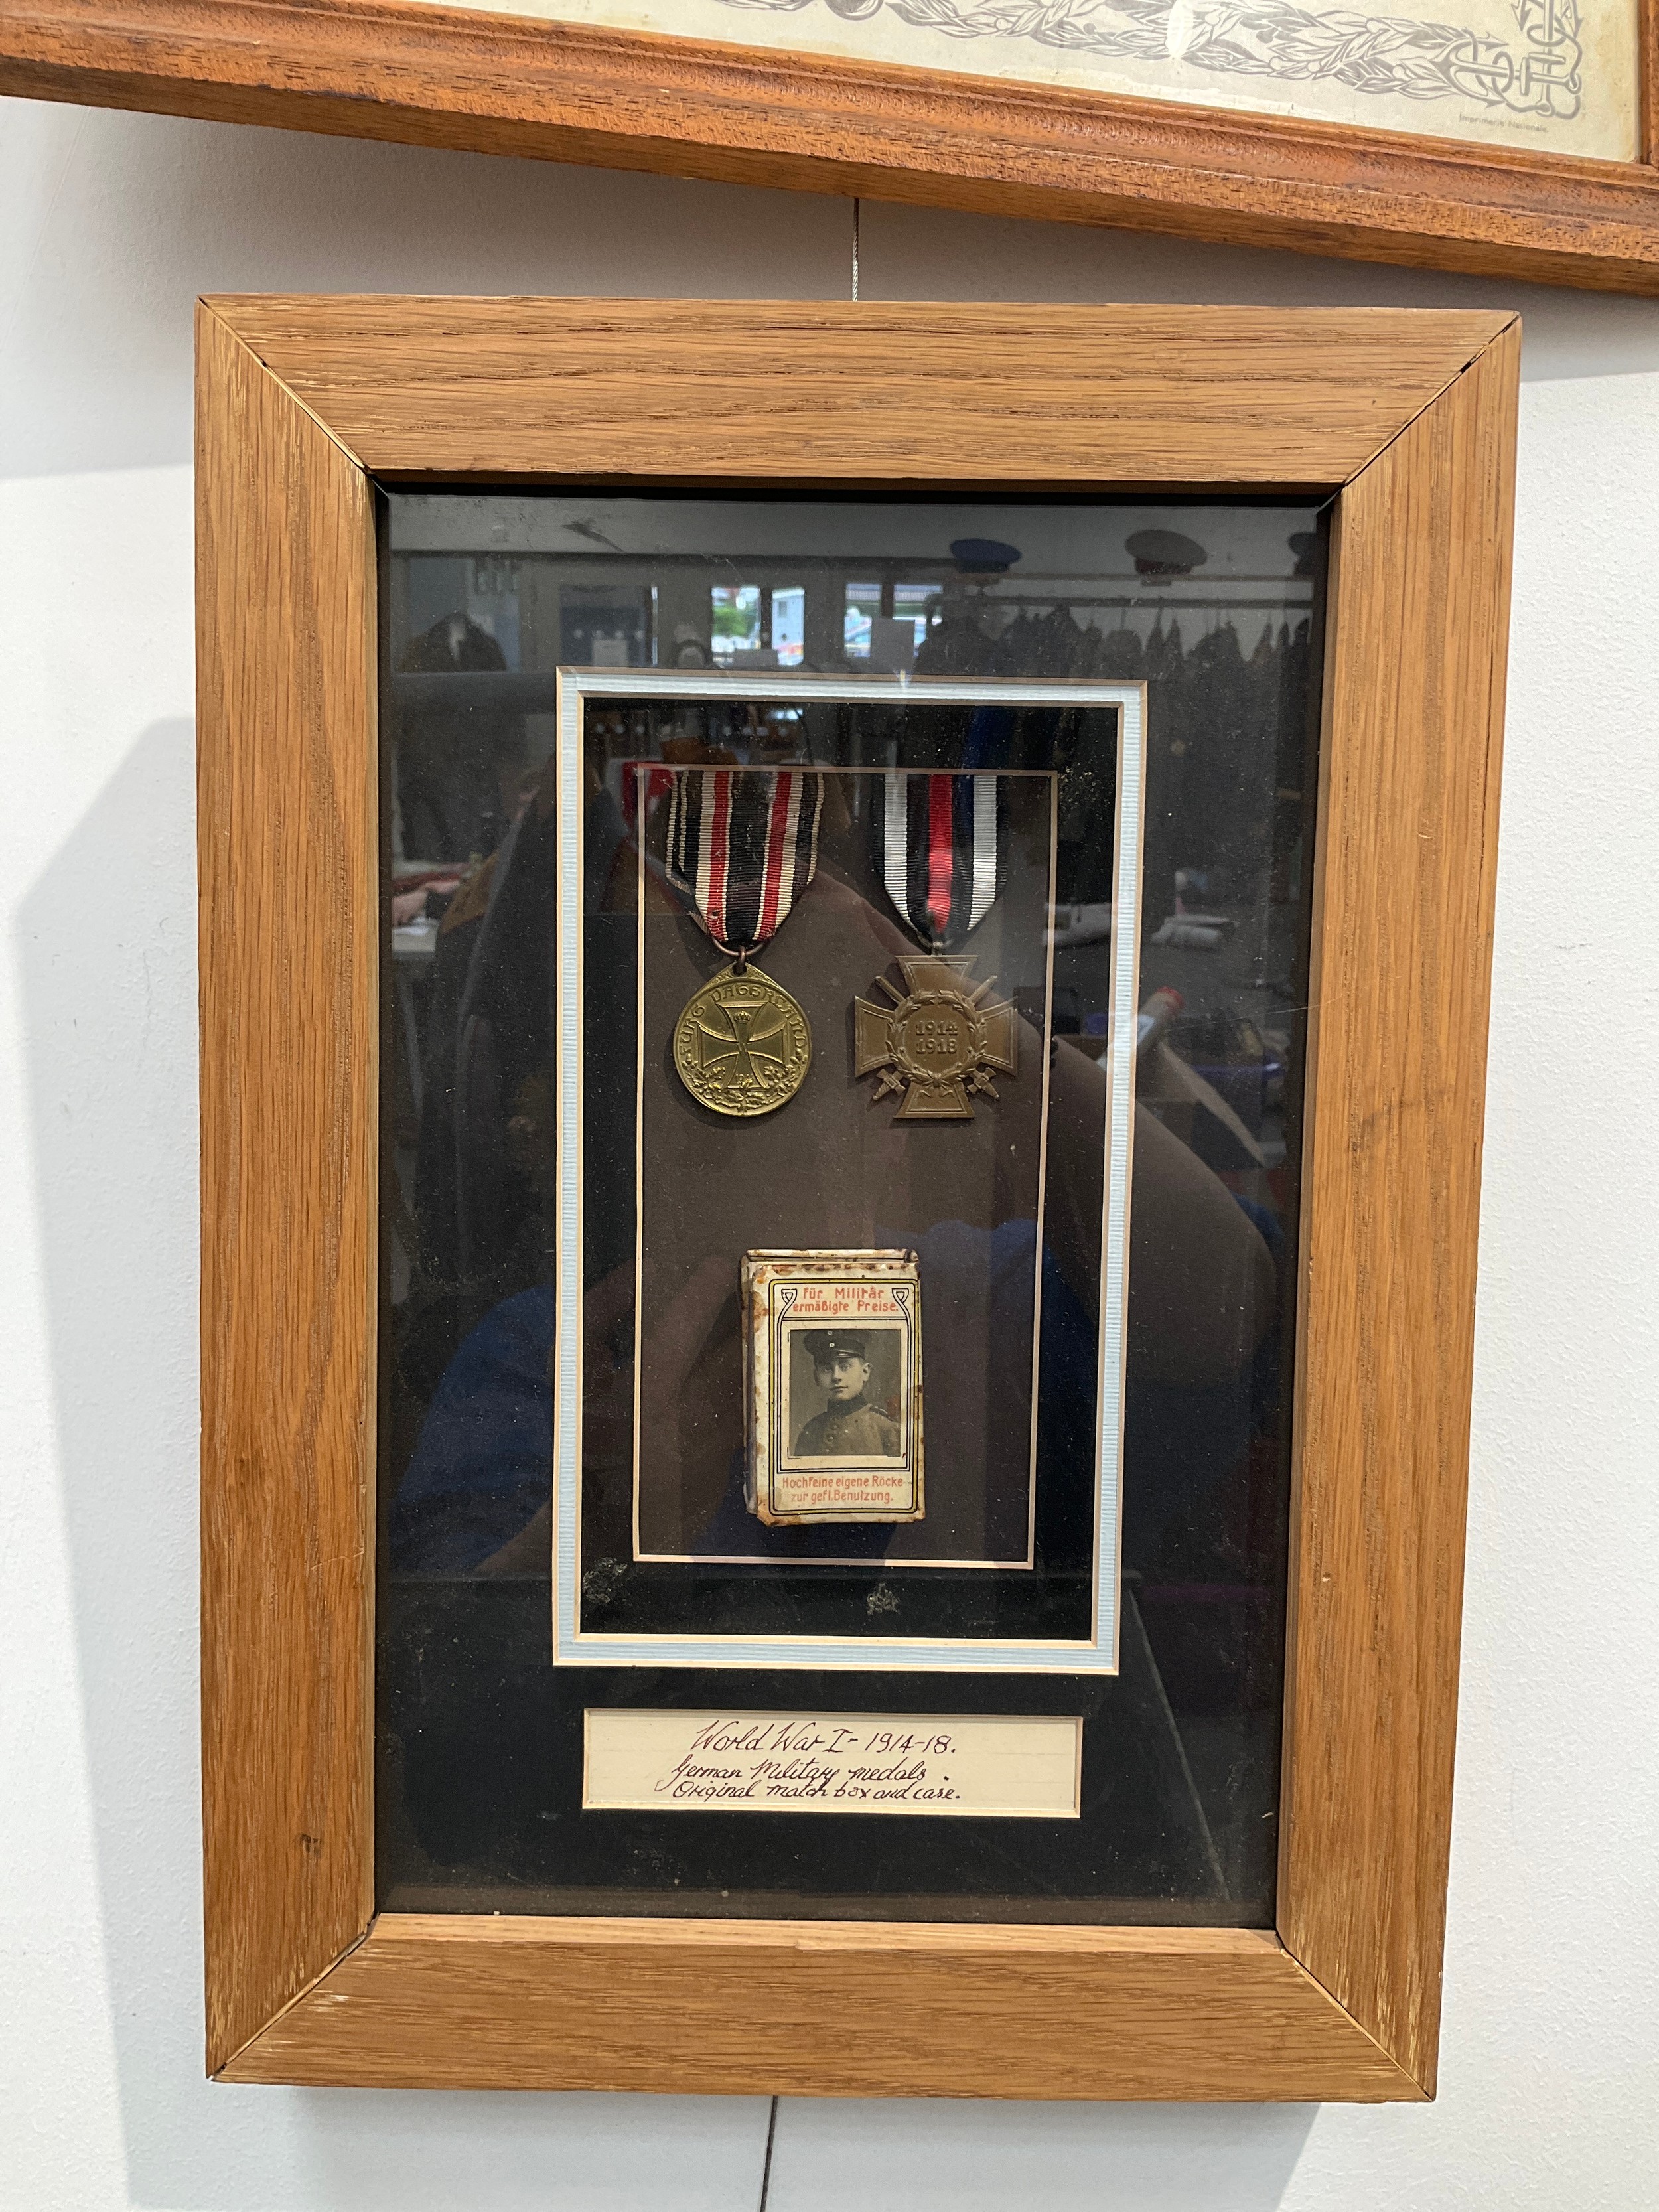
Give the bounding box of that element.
[715,0,1586,119]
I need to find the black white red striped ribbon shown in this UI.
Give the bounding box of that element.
[879,773,1000,950]
[664,769,824,957]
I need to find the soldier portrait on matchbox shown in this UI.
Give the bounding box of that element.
[742,1250,924,1527]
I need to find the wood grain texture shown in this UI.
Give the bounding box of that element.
[3,0,1658,293]
[1280,321,1518,2095]
[191,294,1513,2097]
[197,301,378,2075]
[206,295,1510,488]
[220,1915,1420,2097]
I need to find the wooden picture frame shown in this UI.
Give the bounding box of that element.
[197,294,1516,2098]
[5,0,1659,293]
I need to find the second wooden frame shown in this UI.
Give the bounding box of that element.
[6,1,1659,291]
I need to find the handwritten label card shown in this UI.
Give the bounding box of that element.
[583,1709,1082,1818]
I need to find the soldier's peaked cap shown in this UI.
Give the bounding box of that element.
[802,1328,868,1361]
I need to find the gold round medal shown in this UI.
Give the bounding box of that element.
[673,965,812,1118]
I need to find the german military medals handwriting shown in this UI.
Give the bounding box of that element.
[666,768,824,1118]
[856,773,1017,1122]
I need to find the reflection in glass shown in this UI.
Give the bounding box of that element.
[380,492,1322,1927]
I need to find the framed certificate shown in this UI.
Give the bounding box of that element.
[6,0,1659,290]
[197,295,1514,2098]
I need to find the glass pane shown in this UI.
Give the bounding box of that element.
[771,585,805,666]
[710,583,762,662]
[843,581,879,659]
[380,492,1322,1924]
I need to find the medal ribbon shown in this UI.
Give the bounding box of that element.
[881,773,1001,950]
[665,769,824,962]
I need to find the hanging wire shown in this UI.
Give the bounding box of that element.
[757,2096,780,2209]
[851,197,861,301]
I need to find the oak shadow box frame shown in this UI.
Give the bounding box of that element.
[198,295,1516,2099]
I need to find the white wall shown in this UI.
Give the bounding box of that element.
[3,94,1656,2212]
